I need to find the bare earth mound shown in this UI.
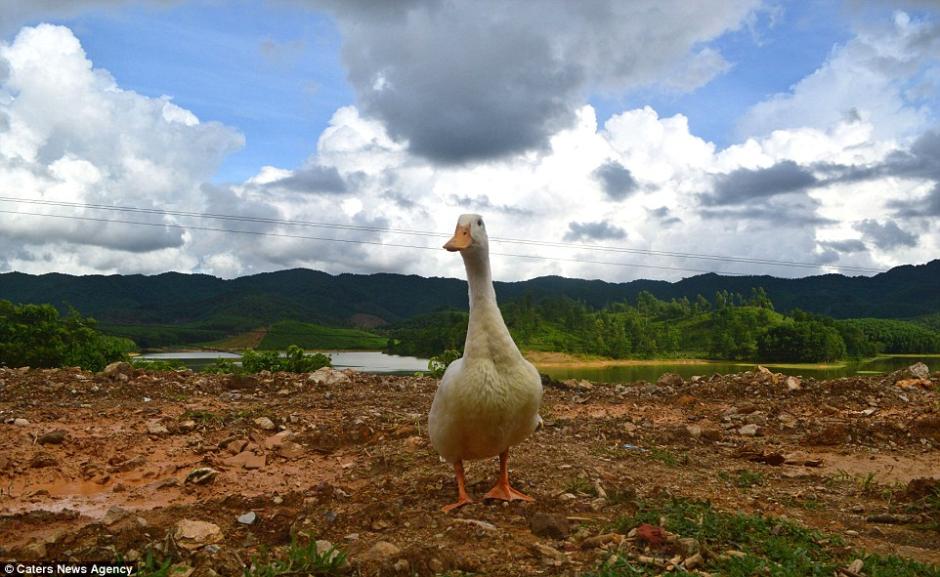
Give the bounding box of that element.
[1,364,938,575]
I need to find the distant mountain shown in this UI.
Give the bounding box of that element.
[0,260,938,342]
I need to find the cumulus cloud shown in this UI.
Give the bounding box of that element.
[563,220,627,242]
[593,160,639,201]
[0,24,242,270]
[306,0,758,164]
[854,218,918,249]
[739,12,940,140]
[264,164,347,194]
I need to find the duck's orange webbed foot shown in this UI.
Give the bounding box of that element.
[442,494,473,513]
[483,450,535,503]
[442,460,473,513]
[483,482,534,502]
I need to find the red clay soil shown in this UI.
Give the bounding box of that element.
[0,364,938,575]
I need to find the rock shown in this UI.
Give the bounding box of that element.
[657,372,684,387]
[38,429,68,444]
[102,505,130,526]
[103,361,132,379]
[908,362,930,379]
[530,542,566,567]
[685,424,702,439]
[846,559,864,574]
[453,518,497,532]
[529,512,570,539]
[307,367,350,386]
[178,420,196,432]
[185,467,219,485]
[174,519,223,550]
[785,376,802,391]
[253,417,276,430]
[146,421,169,435]
[237,511,257,525]
[315,540,346,566]
[358,541,401,563]
[12,418,29,427]
[738,423,761,437]
[225,451,266,470]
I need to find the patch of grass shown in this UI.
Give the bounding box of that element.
[597,497,940,577]
[245,538,347,577]
[564,476,595,495]
[259,320,386,350]
[719,469,764,488]
[181,409,223,427]
[646,447,682,467]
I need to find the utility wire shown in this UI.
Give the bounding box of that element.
[0,208,746,276]
[0,196,884,274]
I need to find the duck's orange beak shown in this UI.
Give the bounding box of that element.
[443,224,473,252]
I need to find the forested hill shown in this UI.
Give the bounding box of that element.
[0,259,937,329]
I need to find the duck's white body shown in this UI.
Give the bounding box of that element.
[429,216,543,465]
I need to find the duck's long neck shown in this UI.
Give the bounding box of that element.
[461,248,520,362]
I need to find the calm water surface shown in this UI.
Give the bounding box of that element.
[135,350,429,373]
[137,351,934,382]
[539,356,936,383]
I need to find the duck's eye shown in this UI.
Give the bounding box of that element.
[477,219,483,227]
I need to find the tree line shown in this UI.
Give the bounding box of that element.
[384,289,940,363]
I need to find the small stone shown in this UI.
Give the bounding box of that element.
[529,512,570,539]
[685,424,702,439]
[272,496,284,505]
[846,559,864,573]
[908,362,929,379]
[358,540,400,563]
[237,511,257,525]
[174,519,223,550]
[738,423,761,437]
[102,505,130,526]
[657,373,684,387]
[38,429,68,444]
[785,376,802,391]
[254,417,276,430]
[178,420,196,432]
[146,421,169,435]
[12,418,29,427]
[225,451,266,470]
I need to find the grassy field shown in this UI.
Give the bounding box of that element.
[257,320,387,350]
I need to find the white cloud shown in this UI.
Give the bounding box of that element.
[0,24,243,272]
[739,11,940,141]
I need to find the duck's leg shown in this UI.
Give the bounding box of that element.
[484,450,534,502]
[442,460,473,513]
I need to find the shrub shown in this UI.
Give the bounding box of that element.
[428,349,460,378]
[0,300,134,371]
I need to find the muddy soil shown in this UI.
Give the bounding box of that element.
[0,364,938,575]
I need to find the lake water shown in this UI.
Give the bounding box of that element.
[135,350,429,373]
[136,351,935,382]
[538,355,936,383]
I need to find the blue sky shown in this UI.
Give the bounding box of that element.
[56,1,352,182]
[0,1,937,280]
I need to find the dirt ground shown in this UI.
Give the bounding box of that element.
[0,363,938,576]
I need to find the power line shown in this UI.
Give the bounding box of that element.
[0,196,885,274]
[0,208,746,276]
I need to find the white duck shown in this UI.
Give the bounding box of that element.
[429,214,543,512]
